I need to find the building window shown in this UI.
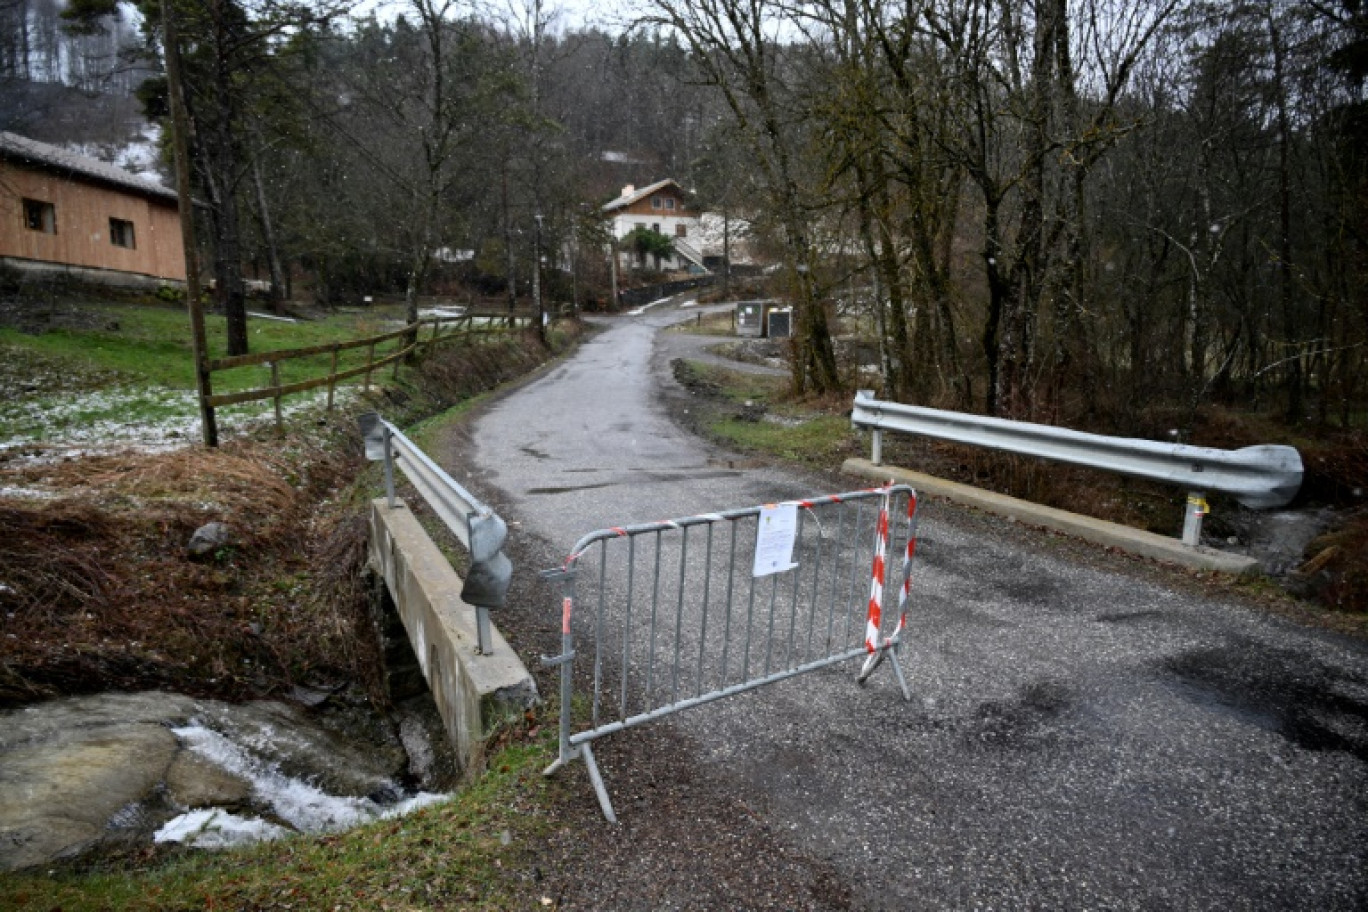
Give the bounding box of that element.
[109,217,136,249]
[23,198,55,234]
[676,224,687,237]
[651,223,660,234]
[665,198,676,210]
[651,196,662,209]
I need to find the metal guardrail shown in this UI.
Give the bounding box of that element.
[359,413,511,653]
[541,484,919,822]
[851,390,1304,547]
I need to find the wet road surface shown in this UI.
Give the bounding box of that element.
[468,302,1368,909]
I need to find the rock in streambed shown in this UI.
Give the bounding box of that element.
[0,690,434,872]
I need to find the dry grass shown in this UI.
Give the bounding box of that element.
[0,435,381,707]
[0,326,572,709]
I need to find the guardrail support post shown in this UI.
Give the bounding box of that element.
[476,605,492,657]
[360,412,512,657]
[856,389,884,466]
[1182,491,1208,548]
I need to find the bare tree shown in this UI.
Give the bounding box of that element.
[644,0,842,395]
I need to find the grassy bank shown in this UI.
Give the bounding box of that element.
[669,359,858,473]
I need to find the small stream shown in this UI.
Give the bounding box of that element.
[153,721,445,849]
[0,689,458,871]
[1211,505,1339,577]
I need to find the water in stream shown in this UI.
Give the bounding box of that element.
[0,689,456,871]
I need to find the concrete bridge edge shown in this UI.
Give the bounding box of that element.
[842,457,1260,577]
[366,498,539,775]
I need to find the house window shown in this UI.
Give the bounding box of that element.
[676,224,687,237]
[651,223,660,234]
[109,217,136,249]
[23,198,55,234]
[665,198,676,210]
[651,196,662,209]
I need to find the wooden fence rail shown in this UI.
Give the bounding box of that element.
[202,311,535,432]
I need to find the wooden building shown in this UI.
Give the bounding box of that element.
[0,131,185,288]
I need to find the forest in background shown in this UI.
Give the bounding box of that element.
[0,0,1365,439]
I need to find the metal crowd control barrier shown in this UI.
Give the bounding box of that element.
[851,390,1303,546]
[541,484,919,822]
[359,412,511,653]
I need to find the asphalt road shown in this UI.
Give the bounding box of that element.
[467,301,1368,910]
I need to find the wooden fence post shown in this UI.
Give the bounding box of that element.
[269,361,283,433]
[327,345,339,412]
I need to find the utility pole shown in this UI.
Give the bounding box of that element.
[533,211,545,343]
[163,0,217,447]
[528,0,546,343]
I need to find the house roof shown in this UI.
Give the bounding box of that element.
[0,131,178,203]
[601,178,688,213]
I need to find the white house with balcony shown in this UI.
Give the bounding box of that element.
[601,179,707,274]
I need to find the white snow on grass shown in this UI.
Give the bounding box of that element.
[0,384,358,467]
[418,306,468,320]
[155,723,445,849]
[246,311,298,323]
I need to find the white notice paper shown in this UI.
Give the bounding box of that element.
[753,502,799,577]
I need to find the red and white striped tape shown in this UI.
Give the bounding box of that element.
[864,485,918,653]
[864,487,891,653]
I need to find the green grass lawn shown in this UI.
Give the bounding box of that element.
[675,359,860,471]
[0,302,498,445]
[0,302,405,393]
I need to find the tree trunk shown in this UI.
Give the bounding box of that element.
[503,165,517,311]
[980,193,1008,416]
[206,0,248,356]
[251,155,286,313]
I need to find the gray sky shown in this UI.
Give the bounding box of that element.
[349,0,636,34]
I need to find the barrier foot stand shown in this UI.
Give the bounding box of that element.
[541,743,617,824]
[856,647,885,687]
[887,640,912,702]
[580,742,618,824]
[857,640,912,702]
[542,752,573,777]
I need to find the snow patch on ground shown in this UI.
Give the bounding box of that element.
[419,306,468,320]
[627,297,674,316]
[0,384,356,467]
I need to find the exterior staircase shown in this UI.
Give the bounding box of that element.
[673,237,709,272]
